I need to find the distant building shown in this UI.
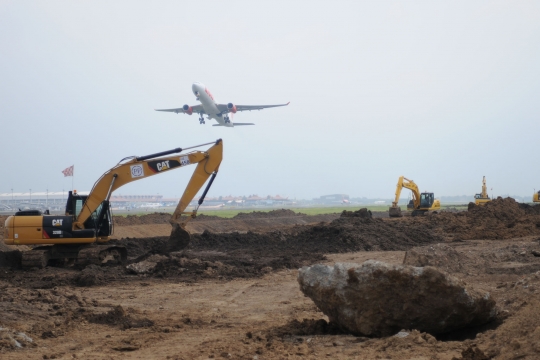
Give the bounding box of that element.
[314,194,349,205]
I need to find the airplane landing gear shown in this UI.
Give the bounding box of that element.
[199,115,205,124]
[224,116,231,124]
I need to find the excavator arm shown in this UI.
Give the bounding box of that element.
[75,139,223,229]
[391,176,421,209]
[481,176,488,199]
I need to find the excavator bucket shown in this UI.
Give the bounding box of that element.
[165,223,192,253]
[389,206,403,218]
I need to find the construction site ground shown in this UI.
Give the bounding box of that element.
[1,200,540,359]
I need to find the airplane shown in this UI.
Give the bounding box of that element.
[155,82,289,127]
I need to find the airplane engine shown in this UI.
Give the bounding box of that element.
[182,104,193,115]
[227,103,237,113]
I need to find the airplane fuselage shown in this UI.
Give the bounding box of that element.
[192,82,233,127]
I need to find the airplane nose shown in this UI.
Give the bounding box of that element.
[192,83,203,96]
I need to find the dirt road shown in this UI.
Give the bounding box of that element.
[1,200,540,359]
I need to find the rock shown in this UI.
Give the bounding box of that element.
[298,261,496,337]
[126,261,157,274]
[394,331,409,338]
[126,255,168,274]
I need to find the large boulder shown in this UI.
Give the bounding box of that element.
[298,261,496,337]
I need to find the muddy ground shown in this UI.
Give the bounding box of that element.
[1,198,540,359]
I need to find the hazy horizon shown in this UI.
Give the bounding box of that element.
[1,1,539,199]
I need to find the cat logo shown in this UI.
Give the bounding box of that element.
[148,159,181,173]
[156,160,170,172]
[52,219,63,227]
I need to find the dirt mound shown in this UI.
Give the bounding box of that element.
[340,208,372,219]
[113,212,227,227]
[113,212,172,226]
[232,209,305,219]
[409,197,540,240]
[111,235,326,281]
[86,305,154,329]
[293,216,443,252]
[75,265,105,286]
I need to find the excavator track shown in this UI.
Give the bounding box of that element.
[21,245,127,269]
[21,249,50,269]
[76,246,127,267]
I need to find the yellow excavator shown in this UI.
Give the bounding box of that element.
[3,139,223,268]
[474,176,491,205]
[389,176,441,217]
[533,190,539,203]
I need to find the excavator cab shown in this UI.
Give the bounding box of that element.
[65,191,113,238]
[420,192,435,209]
[534,191,540,203]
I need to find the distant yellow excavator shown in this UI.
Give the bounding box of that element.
[534,190,539,203]
[474,176,491,206]
[4,139,223,268]
[389,176,441,217]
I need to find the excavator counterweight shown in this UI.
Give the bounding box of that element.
[3,139,223,268]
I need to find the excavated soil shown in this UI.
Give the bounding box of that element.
[405,197,540,241]
[1,200,540,358]
[111,209,341,238]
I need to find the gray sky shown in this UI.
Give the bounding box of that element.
[1,1,539,199]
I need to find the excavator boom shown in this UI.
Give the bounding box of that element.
[474,176,491,205]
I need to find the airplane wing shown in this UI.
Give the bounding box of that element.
[212,123,255,127]
[155,104,204,114]
[216,102,290,113]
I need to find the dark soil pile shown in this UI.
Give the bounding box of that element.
[291,216,443,252]
[408,198,540,240]
[232,209,305,219]
[100,214,443,283]
[340,208,372,219]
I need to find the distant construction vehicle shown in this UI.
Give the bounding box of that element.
[3,139,223,268]
[389,176,441,217]
[474,176,491,206]
[534,190,539,203]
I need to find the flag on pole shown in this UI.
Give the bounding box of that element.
[62,165,74,177]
